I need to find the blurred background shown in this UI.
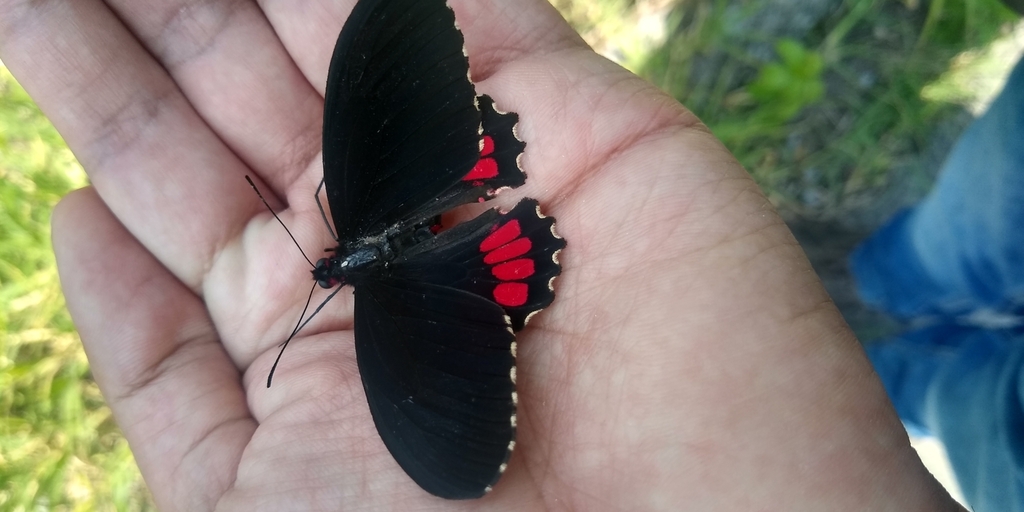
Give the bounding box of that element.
[2,0,1021,509]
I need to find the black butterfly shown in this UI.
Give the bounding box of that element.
[279,0,564,500]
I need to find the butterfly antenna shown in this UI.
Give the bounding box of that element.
[315,179,338,241]
[245,175,315,268]
[266,282,315,387]
[266,283,344,387]
[285,282,318,342]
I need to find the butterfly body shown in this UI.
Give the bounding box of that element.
[312,220,433,289]
[305,0,565,499]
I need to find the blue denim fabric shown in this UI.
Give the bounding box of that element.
[852,59,1024,319]
[862,326,1024,510]
[850,58,1024,512]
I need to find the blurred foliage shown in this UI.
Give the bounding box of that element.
[922,20,1024,113]
[557,0,1020,220]
[715,38,826,142]
[747,39,826,122]
[0,66,152,511]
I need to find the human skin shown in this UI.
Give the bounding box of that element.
[0,0,964,510]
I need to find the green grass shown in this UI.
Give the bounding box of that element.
[0,66,152,511]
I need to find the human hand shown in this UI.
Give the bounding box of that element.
[0,0,961,509]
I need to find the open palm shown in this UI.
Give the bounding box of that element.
[1,0,961,510]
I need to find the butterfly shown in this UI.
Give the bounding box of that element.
[277,0,564,500]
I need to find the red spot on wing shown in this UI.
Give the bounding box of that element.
[483,237,531,264]
[461,136,499,181]
[463,158,498,180]
[480,216,540,307]
[492,258,535,281]
[480,220,521,252]
[493,282,529,307]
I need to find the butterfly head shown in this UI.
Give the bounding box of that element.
[312,257,343,289]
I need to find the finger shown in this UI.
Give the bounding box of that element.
[102,0,324,192]
[257,0,585,96]
[53,188,256,512]
[455,0,588,80]
[256,0,351,97]
[0,0,265,290]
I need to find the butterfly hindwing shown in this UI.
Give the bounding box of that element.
[393,199,564,330]
[323,0,481,240]
[354,278,516,499]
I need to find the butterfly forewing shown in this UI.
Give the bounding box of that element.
[354,278,516,499]
[419,95,529,213]
[323,0,480,240]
